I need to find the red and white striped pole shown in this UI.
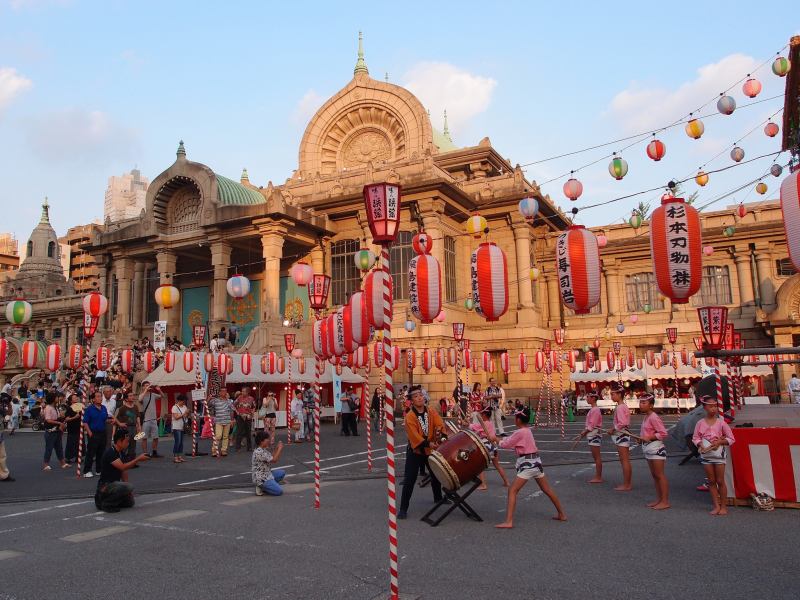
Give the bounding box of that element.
[314,347,322,509]
[76,337,91,478]
[713,360,724,418]
[192,350,201,457]
[365,348,372,472]
[286,354,293,445]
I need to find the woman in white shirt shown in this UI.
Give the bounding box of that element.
[263,393,277,438]
[171,394,189,463]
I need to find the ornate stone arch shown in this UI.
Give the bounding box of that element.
[152,176,203,233]
[766,273,800,322]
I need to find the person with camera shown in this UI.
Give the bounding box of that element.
[138,382,164,458]
[42,393,69,471]
[95,428,150,512]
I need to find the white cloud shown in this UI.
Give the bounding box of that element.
[0,67,32,114]
[403,61,497,134]
[292,89,324,125]
[25,108,140,165]
[4,0,71,9]
[607,53,760,134]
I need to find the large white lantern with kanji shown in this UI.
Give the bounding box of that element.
[555,225,601,314]
[363,183,401,244]
[471,242,509,322]
[650,197,703,304]
[780,170,800,272]
[409,253,441,324]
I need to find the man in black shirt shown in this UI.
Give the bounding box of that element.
[95,429,150,512]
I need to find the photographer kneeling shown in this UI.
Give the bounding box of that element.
[95,429,150,512]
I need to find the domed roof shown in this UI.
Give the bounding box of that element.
[17,198,65,278]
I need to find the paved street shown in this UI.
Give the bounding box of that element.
[1,417,798,599]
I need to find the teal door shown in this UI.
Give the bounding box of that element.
[181,286,210,346]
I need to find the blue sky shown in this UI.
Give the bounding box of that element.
[0,0,795,244]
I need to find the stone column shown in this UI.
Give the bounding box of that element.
[95,255,109,331]
[732,246,755,311]
[155,250,177,328]
[131,261,145,334]
[545,272,561,327]
[210,242,232,330]
[310,244,325,275]
[604,265,620,319]
[512,223,534,308]
[774,330,796,403]
[754,245,776,310]
[115,258,133,334]
[260,225,286,323]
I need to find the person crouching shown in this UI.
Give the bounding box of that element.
[252,431,286,496]
[95,429,150,512]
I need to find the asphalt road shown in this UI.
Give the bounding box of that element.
[1,416,797,599]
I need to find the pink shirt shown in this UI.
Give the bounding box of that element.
[612,403,630,431]
[499,427,538,456]
[640,412,668,441]
[469,420,496,441]
[584,406,602,431]
[692,418,735,447]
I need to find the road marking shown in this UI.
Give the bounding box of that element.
[55,501,93,509]
[178,473,238,486]
[141,493,200,505]
[222,496,263,506]
[61,525,133,542]
[147,510,207,522]
[0,507,53,520]
[0,550,23,560]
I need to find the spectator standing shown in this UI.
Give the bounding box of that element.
[113,392,141,461]
[302,383,315,441]
[138,382,164,458]
[171,394,188,463]
[211,388,233,457]
[42,393,68,471]
[340,386,359,436]
[233,386,256,452]
[101,386,118,448]
[8,398,20,434]
[263,392,277,439]
[371,389,382,432]
[290,389,305,443]
[64,394,83,463]
[788,373,800,404]
[228,322,238,347]
[82,391,109,478]
[486,378,504,435]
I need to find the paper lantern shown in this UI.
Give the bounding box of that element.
[567,350,577,372]
[138,351,153,373]
[471,357,480,373]
[21,340,38,369]
[471,242,509,322]
[291,348,303,359]
[409,253,441,324]
[226,274,250,299]
[724,226,736,237]
[661,350,670,365]
[411,232,433,255]
[363,182,401,244]
[463,348,472,370]
[5,299,32,325]
[404,319,416,332]
[730,146,745,163]
[347,292,370,346]
[203,352,214,373]
[736,203,747,219]
[646,350,655,366]
[629,212,643,229]
[289,262,313,286]
[308,274,331,311]
[479,351,490,373]
[182,351,194,373]
[764,122,779,138]
[406,348,416,373]
[435,348,448,373]
[276,356,285,374]
[240,352,252,375]
[354,248,376,272]
[781,170,800,272]
[650,197,702,304]
[646,139,666,161]
[422,348,433,373]
[298,357,307,374]
[685,118,704,139]
[464,297,475,310]
[605,351,614,370]
[447,347,458,367]
[654,356,662,369]
[680,348,689,366]
[518,352,528,373]
[742,77,761,98]
[118,348,133,373]
[82,291,108,318]
[637,358,644,370]
[596,234,607,248]
[534,350,545,372]
[756,182,768,195]
[331,309,346,357]
[771,164,783,178]
[93,347,109,371]
[155,285,180,309]
[772,56,791,76]
[716,95,736,115]
[163,351,175,374]
[341,305,358,353]
[45,344,61,372]
[264,351,279,374]
[563,177,583,201]
[499,352,510,375]
[630,313,639,324]
[364,269,392,328]
[616,322,625,333]
[465,213,488,238]
[353,346,368,369]
[555,225,601,314]
[0,338,6,369]
[373,341,385,367]
[518,197,539,221]
[66,344,83,370]
[586,352,595,371]
[703,245,714,256]
[608,154,628,180]
[695,170,709,187]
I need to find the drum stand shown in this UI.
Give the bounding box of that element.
[420,479,483,527]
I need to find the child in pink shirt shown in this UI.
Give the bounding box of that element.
[692,395,735,516]
[468,406,509,490]
[605,383,633,491]
[494,408,566,528]
[577,392,603,483]
[638,394,669,510]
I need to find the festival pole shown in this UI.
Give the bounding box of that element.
[452,323,465,425]
[364,345,372,472]
[309,273,331,510]
[553,329,565,439]
[284,334,296,445]
[190,325,206,457]
[77,288,107,478]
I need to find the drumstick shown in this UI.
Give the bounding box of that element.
[621,428,645,443]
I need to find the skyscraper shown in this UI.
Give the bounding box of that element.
[104,168,149,222]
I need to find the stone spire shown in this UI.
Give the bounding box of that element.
[385,72,389,82]
[353,31,368,75]
[176,140,186,159]
[40,196,51,224]
[443,109,452,142]
[241,168,250,184]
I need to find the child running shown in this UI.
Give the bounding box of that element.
[494,408,566,528]
[692,395,735,516]
[638,394,670,510]
[576,391,603,483]
[469,405,510,490]
[606,383,633,491]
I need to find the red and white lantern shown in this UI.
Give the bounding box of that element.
[240,352,252,376]
[364,269,392,329]
[406,348,416,373]
[654,355,662,370]
[409,252,441,324]
[637,358,644,370]
[219,353,232,374]
[411,231,433,255]
[650,197,703,304]
[96,347,110,371]
[349,291,371,346]
[435,348,448,373]
[0,338,6,370]
[353,346,369,369]
[82,291,109,319]
[471,242,509,322]
[606,350,614,370]
[67,344,83,370]
[388,346,401,371]
[463,348,472,369]
[374,341,385,368]
[646,138,666,161]
[500,352,510,375]
[555,225,601,314]
[780,169,800,272]
[340,305,358,353]
[21,341,38,369]
[585,352,595,372]
[534,350,545,372]
[182,351,194,373]
[626,350,635,369]
[481,351,492,373]
[646,350,655,366]
[422,348,433,373]
[118,349,133,373]
[519,352,529,373]
[298,357,307,375]
[332,310,346,357]
[143,351,157,373]
[567,350,577,372]
[164,351,176,374]
[45,343,61,372]
[264,351,278,374]
[447,347,458,367]
[363,182,401,244]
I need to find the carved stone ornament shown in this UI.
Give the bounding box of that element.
[342,131,391,168]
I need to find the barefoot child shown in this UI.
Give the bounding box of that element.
[576,392,603,483]
[692,395,735,516]
[495,408,566,528]
[469,405,510,490]
[606,383,633,491]
[638,394,670,510]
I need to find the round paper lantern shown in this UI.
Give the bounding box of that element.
[404,319,416,332]
[629,212,643,229]
[771,164,783,178]
[364,269,392,328]
[772,56,791,77]
[592,337,601,349]
[695,170,709,187]
[650,196,702,304]
[630,313,639,324]
[563,177,583,201]
[142,351,156,373]
[354,248,376,271]
[21,340,38,369]
[447,347,458,367]
[411,232,433,255]
[646,350,655,366]
[605,351,615,370]
[182,351,194,373]
[646,139,666,161]
[435,348,448,373]
[756,182,768,195]
[422,348,433,373]
[276,356,285,374]
[348,291,370,346]
[764,122,779,138]
[291,348,302,359]
[742,77,761,98]
[163,351,175,374]
[465,213,488,238]
[616,322,625,333]
[240,352,252,375]
[5,299,32,325]
[409,253,442,324]
[703,245,714,256]
[736,203,747,218]
[685,118,704,139]
[555,225,601,315]
[373,341,385,368]
[155,285,180,309]
[119,349,134,373]
[464,297,475,310]
[82,291,108,318]
[529,267,540,281]
[780,169,800,272]
[643,303,652,314]
[534,350,545,372]
[405,348,416,373]
[608,154,628,180]
[45,344,61,372]
[67,344,83,370]
[716,95,736,115]
[471,242,509,322]
[724,226,736,237]
[730,146,745,163]
[0,338,6,369]
[289,262,313,286]
[226,274,250,299]
[596,234,607,248]
[518,352,528,373]
[518,197,539,221]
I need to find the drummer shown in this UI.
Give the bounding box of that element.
[398,385,447,520]
[468,405,510,490]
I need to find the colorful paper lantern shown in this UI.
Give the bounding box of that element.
[772,56,791,77]
[5,299,32,325]
[629,212,643,229]
[781,169,800,272]
[182,351,194,373]
[411,232,433,255]
[464,297,475,310]
[650,196,702,304]
[646,139,666,161]
[307,273,331,311]
[363,182,401,244]
[764,122,779,138]
[724,226,736,237]
[352,346,368,369]
[716,95,736,115]
[364,268,392,328]
[585,352,595,371]
[240,352,252,375]
[605,350,615,370]
[697,306,728,350]
[354,248,376,271]
[518,197,539,221]
[465,213,488,238]
[67,344,83,370]
[289,262,313,286]
[498,351,510,375]
[82,291,108,318]
[596,234,608,248]
[685,118,704,139]
[608,154,628,180]
[563,177,583,201]
[616,322,625,333]
[331,310,346,357]
[21,340,38,369]
[695,170,709,187]
[471,242,509,322]
[630,313,639,324]
[94,347,109,371]
[730,146,745,163]
[226,274,250,299]
[404,319,416,332]
[529,266,540,281]
[771,164,783,178]
[703,245,714,256]
[756,182,768,195]
[163,351,175,374]
[409,253,441,324]
[742,77,761,98]
[434,309,446,323]
[555,225,601,315]
[154,285,180,309]
[45,344,61,372]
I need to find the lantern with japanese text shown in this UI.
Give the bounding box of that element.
[182,351,194,373]
[646,138,666,161]
[66,344,83,370]
[154,285,180,309]
[405,348,416,373]
[555,225,601,314]
[606,351,615,370]
[289,262,313,287]
[697,306,728,349]
[307,274,331,311]
[471,242,509,322]
[226,274,250,299]
[21,341,38,369]
[363,182,401,243]
[331,310,346,357]
[650,197,702,303]
[626,349,635,369]
[422,348,433,373]
[364,269,392,328]
[563,176,583,201]
[781,169,800,271]
[374,341,385,367]
[465,213,488,238]
[144,351,157,373]
[94,346,109,371]
[409,251,441,324]
[585,352,595,371]
[519,352,528,373]
[387,346,401,371]
[567,350,577,372]
[5,299,32,326]
[163,351,175,373]
[240,352,252,376]
[348,292,370,346]
[45,344,61,372]
[463,348,472,370]
[261,351,278,374]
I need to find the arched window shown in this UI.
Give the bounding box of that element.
[330,239,361,306]
[47,241,55,258]
[27,241,32,256]
[443,236,457,303]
